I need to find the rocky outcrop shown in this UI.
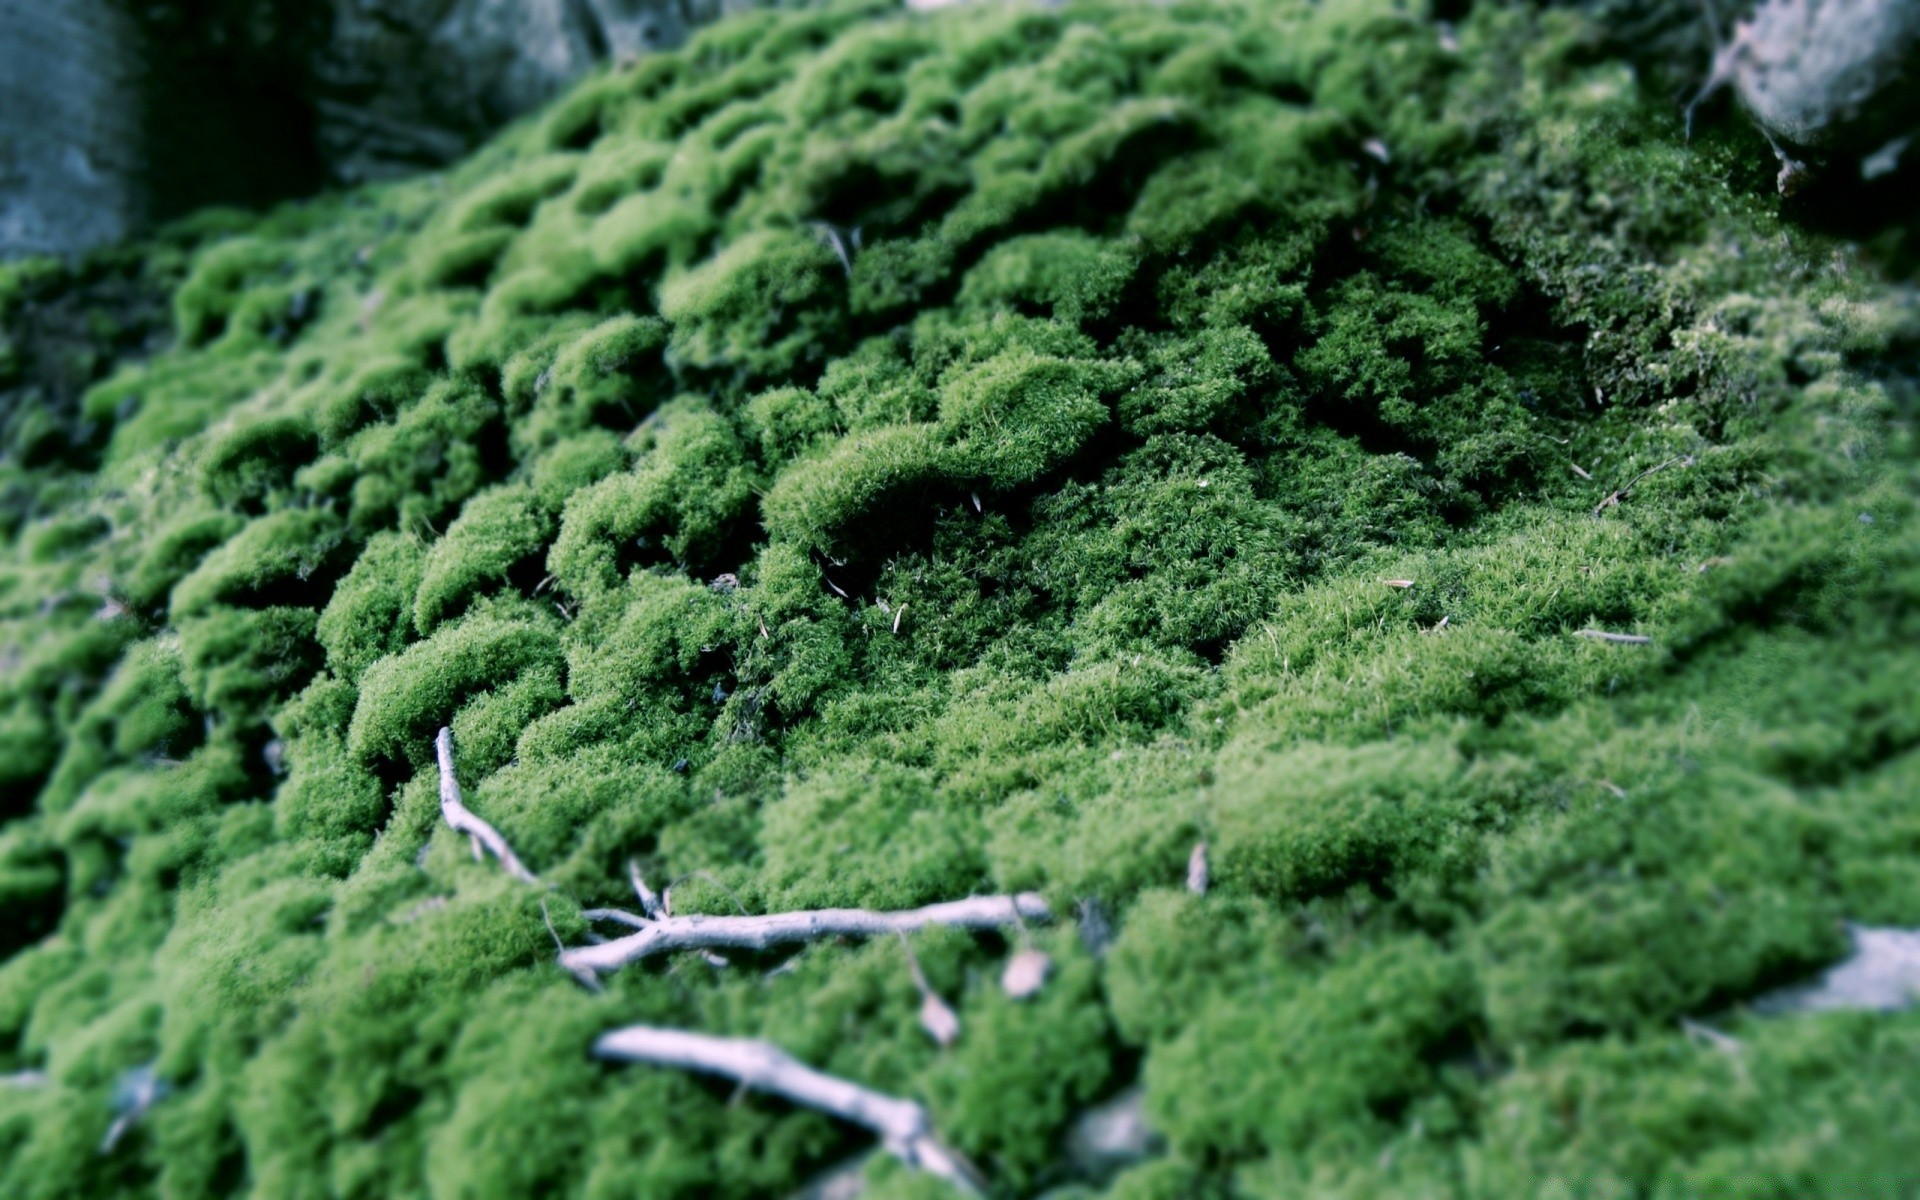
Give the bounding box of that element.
[309,0,759,183]
[0,0,147,256]
[0,0,766,259]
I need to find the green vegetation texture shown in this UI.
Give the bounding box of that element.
[2,0,1918,1195]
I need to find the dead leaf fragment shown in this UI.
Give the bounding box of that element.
[1001,949,1052,999]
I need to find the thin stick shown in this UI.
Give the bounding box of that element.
[594,1025,982,1196]
[434,728,539,885]
[563,893,1050,976]
[629,860,665,919]
[583,907,651,929]
[101,1067,166,1154]
[1575,628,1652,645]
[1594,455,1691,516]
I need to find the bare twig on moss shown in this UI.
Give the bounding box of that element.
[1000,896,1051,1000]
[564,892,1051,977]
[1680,1017,1742,1054]
[1574,628,1653,645]
[1,1070,46,1088]
[629,859,666,919]
[1186,840,1210,896]
[101,1065,167,1154]
[808,221,861,277]
[434,727,538,885]
[894,929,962,1046]
[1593,454,1692,516]
[594,1024,983,1196]
[581,907,649,929]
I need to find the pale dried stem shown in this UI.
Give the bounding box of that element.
[1575,628,1653,645]
[563,892,1051,976]
[594,1024,982,1196]
[1594,454,1692,516]
[581,907,650,929]
[628,859,665,919]
[434,727,538,885]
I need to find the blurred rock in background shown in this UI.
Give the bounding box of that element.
[0,0,767,259]
[0,0,149,257]
[309,0,760,183]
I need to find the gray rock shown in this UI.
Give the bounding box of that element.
[1064,1086,1163,1181]
[0,0,773,258]
[1718,0,1920,157]
[310,0,758,183]
[1693,0,1920,189]
[0,0,147,256]
[1755,925,1920,1015]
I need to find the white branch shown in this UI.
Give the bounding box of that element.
[563,892,1050,976]
[434,727,538,885]
[1574,628,1652,645]
[581,907,650,929]
[101,1065,166,1154]
[594,1025,982,1196]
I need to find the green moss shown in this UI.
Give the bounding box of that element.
[347,607,564,768]
[760,421,946,550]
[922,936,1112,1186]
[1145,932,1474,1158]
[761,760,986,910]
[306,356,432,446]
[1211,739,1474,905]
[169,508,348,618]
[414,484,553,632]
[119,508,245,612]
[547,397,758,590]
[178,606,323,720]
[171,237,289,347]
[3,0,1920,1194]
[1471,764,1844,1049]
[518,315,671,452]
[314,531,426,683]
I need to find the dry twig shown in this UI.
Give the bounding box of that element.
[101,1066,166,1154]
[896,929,962,1046]
[1186,840,1210,896]
[563,892,1050,977]
[1574,628,1653,645]
[594,1024,983,1195]
[1593,455,1692,516]
[434,727,538,885]
[999,895,1051,1000]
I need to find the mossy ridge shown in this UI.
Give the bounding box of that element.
[0,0,1916,1195]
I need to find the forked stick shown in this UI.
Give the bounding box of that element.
[594,1025,982,1196]
[562,893,1051,976]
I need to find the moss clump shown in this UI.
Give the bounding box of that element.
[1,0,1918,1195]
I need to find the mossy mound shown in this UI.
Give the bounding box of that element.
[3,0,1918,1195]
